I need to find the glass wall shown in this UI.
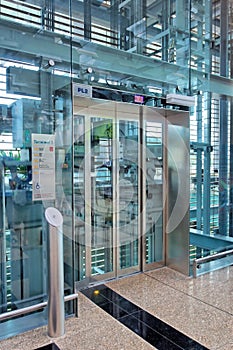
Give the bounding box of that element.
[0,0,233,339]
[0,0,73,338]
[188,1,233,274]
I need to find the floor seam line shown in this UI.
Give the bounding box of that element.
[143,272,233,317]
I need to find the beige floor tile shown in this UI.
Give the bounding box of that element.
[107,268,233,349]
[146,266,233,314]
[0,294,155,350]
[213,342,233,350]
[0,327,49,350]
[0,267,232,350]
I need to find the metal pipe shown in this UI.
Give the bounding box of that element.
[45,207,64,338]
[193,248,233,278]
[0,294,78,322]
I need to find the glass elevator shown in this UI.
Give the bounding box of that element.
[72,94,190,288]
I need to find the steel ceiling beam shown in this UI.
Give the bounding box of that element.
[0,19,233,97]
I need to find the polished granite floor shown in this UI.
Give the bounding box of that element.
[82,285,209,349]
[0,266,232,350]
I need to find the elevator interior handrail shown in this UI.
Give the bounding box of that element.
[193,248,233,278]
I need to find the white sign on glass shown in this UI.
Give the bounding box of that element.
[32,133,55,201]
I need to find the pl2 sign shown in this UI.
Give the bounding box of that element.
[73,84,92,98]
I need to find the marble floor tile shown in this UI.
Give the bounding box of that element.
[83,285,208,349]
[0,267,232,350]
[146,266,233,314]
[214,342,233,350]
[107,267,233,349]
[0,293,155,350]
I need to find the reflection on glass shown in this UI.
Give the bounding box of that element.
[91,118,113,275]
[145,122,163,264]
[1,159,43,312]
[74,115,85,281]
[119,121,139,270]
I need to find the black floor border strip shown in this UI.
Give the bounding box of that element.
[35,343,60,350]
[81,285,209,350]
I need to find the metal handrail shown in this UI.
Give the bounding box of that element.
[193,248,233,278]
[0,293,78,322]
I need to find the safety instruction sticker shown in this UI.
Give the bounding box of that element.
[32,134,55,201]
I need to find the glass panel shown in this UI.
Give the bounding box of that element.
[145,121,163,264]
[91,118,113,276]
[119,120,139,270]
[0,89,73,321]
[0,0,73,334]
[1,102,48,313]
[55,88,73,304]
[74,115,85,281]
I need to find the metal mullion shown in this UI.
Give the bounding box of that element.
[84,114,92,280]
[137,106,142,271]
[140,106,146,271]
[113,106,119,277]
[162,115,167,267]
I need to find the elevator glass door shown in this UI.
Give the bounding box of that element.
[143,107,165,270]
[117,103,140,276]
[90,116,114,278]
[74,99,141,286]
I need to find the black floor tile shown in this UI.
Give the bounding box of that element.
[81,285,210,350]
[35,343,60,350]
[82,286,142,319]
[119,313,181,350]
[100,300,130,318]
[119,311,208,350]
[82,287,140,315]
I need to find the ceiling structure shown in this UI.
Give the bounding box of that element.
[0,0,232,103]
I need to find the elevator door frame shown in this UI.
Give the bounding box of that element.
[141,106,166,272]
[73,96,190,289]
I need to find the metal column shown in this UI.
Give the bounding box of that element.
[219,0,229,236]
[84,0,91,41]
[229,99,233,237]
[45,207,65,338]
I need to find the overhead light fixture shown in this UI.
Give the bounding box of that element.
[43,59,55,70]
[86,67,93,74]
[166,93,195,107]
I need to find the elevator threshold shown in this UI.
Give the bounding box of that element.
[76,270,142,291]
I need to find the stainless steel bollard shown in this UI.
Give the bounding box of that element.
[45,207,65,338]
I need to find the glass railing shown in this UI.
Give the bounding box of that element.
[192,246,233,278]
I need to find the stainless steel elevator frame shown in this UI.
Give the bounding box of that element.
[73,95,190,287]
